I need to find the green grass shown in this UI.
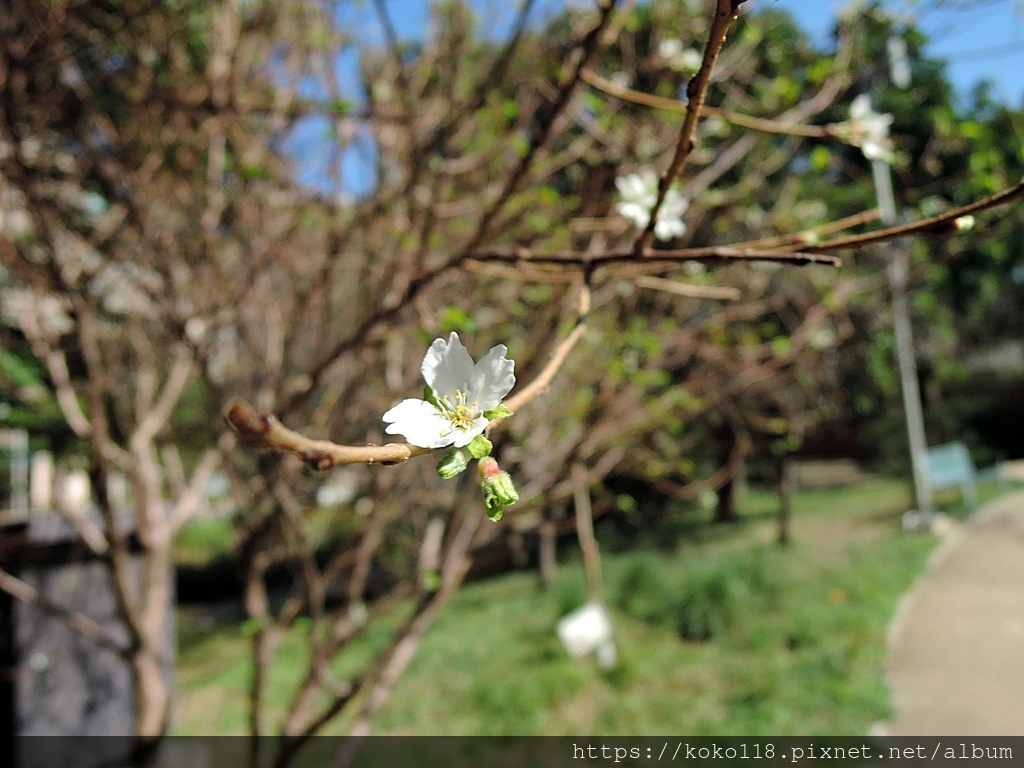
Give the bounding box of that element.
[173,476,975,736]
[931,476,1009,520]
[173,516,235,567]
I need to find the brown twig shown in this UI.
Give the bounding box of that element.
[739,207,882,250]
[469,175,1024,268]
[502,280,591,414]
[635,275,741,300]
[802,177,1024,253]
[580,68,832,139]
[634,0,748,254]
[572,463,603,603]
[470,246,841,269]
[224,399,433,470]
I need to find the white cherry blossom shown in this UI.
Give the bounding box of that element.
[382,332,515,449]
[614,168,689,241]
[658,39,702,74]
[846,94,894,164]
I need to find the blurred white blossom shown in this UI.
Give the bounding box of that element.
[841,94,894,164]
[658,39,702,73]
[0,288,73,337]
[609,71,630,88]
[808,325,837,351]
[615,169,688,241]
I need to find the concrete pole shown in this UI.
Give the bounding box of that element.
[871,158,934,524]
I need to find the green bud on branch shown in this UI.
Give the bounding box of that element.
[479,457,519,522]
[955,215,975,233]
[437,448,470,479]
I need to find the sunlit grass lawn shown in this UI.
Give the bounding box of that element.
[173,476,1009,736]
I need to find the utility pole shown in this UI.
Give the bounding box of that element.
[871,160,934,527]
[869,34,934,528]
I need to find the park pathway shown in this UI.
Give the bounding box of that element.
[884,489,1024,735]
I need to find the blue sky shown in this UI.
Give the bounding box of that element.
[772,0,1024,105]
[293,0,1024,196]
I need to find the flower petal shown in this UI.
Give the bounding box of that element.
[470,344,516,410]
[615,201,650,228]
[449,416,489,448]
[421,332,474,398]
[654,217,686,241]
[850,94,871,120]
[382,398,454,448]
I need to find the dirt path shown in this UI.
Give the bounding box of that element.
[883,490,1024,735]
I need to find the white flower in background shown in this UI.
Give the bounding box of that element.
[382,332,515,449]
[681,49,702,72]
[609,71,630,88]
[615,168,689,241]
[658,38,683,60]
[808,325,837,351]
[658,39,702,74]
[0,288,73,337]
[844,94,894,163]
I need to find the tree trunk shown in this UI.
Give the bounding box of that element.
[572,465,603,603]
[131,647,171,740]
[777,454,794,546]
[538,507,557,590]
[714,426,738,524]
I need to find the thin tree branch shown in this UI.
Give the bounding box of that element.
[635,275,741,300]
[134,347,193,446]
[803,177,1024,253]
[469,246,841,269]
[634,0,748,254]
[501,280,591,415]
[740,207,881,250]
[18,306,92,439]
[580,68,832,138]
[168,434,234,532]
[224,400,433,469]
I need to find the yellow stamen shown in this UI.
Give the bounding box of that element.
[438,388,477,432]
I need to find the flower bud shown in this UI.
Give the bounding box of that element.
[954,215,975,233]
[479,458,519,522]
[437,448,470,479]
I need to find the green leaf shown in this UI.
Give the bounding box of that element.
[421,570,441,592]
[439,306,477,335]
[467,434,492,459]
[423,386,441,410]
[241,618,262,638]
[770,336,792,357]
[0,349,42,387]
[809,146,832,173]
[483,404,513,420]
[330,99,352,115]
